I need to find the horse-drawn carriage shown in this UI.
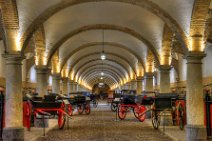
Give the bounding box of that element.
[68,92,91,115]
[23,93,72,131]
[151,93,186,130]
[118,93,155,122]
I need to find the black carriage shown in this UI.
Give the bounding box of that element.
[151,93,178,129]
[68,92,91,115]
[118,94,147,122]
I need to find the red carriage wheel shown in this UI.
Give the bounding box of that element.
[84,103,91,115]
[118,105,127,120]
[67,104,73,116]
[133,106,140,118]
[138,105,146,122]
[77,104,84,114]
[133,105,146,122]
[58,111,66,129]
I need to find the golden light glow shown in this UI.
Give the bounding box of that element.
[61,68,68,78]
[70,71,75,80]
[146,62,154,73]
[15,34,21,51]
[189,36,205,52]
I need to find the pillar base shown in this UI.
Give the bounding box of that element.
[145,106,151,119]
[3,127,24,141]
[160,112,173,126]
[186,125,206,141]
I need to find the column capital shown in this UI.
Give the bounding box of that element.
[186,52,206,63]
[73,82,78,85]
[2,53,25,64]
[136,76,144,81]
[51,73,61,79]
[130,79,137,82]
[144,72,154,78]
[68,79,74,84]
[35,66,50,74]
[61,77,68,83]
[158,65,172,72]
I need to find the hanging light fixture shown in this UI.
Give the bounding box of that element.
[100,30,106,60]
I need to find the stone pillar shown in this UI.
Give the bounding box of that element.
[144,72,154,92]
[130,80,137,91]
[136,77,143,94]
[36,67,49,97]
[67,80,74,94]
[73,82,78,92]
[52,74,61,94]
[78,85,81,92]
[61,78,68,94]
[159,65,171,93]
[3,54,24,141]
[126,82,131,90]
[186,52,206,141]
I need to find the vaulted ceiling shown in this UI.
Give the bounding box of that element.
[2,0,211,90]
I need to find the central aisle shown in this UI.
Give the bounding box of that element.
[36,103,173,141]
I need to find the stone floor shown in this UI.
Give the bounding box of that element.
[35,103,173,141]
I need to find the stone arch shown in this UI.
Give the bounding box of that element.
[66,52,137,76]
[72,59,131,80]
[60,42,144,71]
[46,24,158,67]
[20,0,189,55]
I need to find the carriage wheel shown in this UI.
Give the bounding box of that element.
[25,102,31,131]
[85,103,91,115]
[118,105,127,120]
[77,104,84,114]
[138,105,146,122]
[67,104,73,116]
[111,102,117,112]
[133,106,140,118]
[58,112,66,129]
[152,111,160,129]
[133,105,146,122]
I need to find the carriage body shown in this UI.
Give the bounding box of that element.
[68,92,91,115]
[23,94,72,131]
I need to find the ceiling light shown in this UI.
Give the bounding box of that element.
[101,72,104,76]
[100,29,106,60]
[101,52,106,60]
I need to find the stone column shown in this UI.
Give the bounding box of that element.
[136,77,143,94]
[144,72,154,92]
[2,54,24,141]
[61,78,68,94]
[126,82,131,90]
[52,74,61,94]
[159,65,171,93]
[130,79,137,91]
[67,80,74,94]
[36,66,49,97]
[75,82,79,92]
[186,52,206,140]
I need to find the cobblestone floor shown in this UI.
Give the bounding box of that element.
[36,104,173,141]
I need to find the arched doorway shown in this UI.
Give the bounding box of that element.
[92,83,110,100]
